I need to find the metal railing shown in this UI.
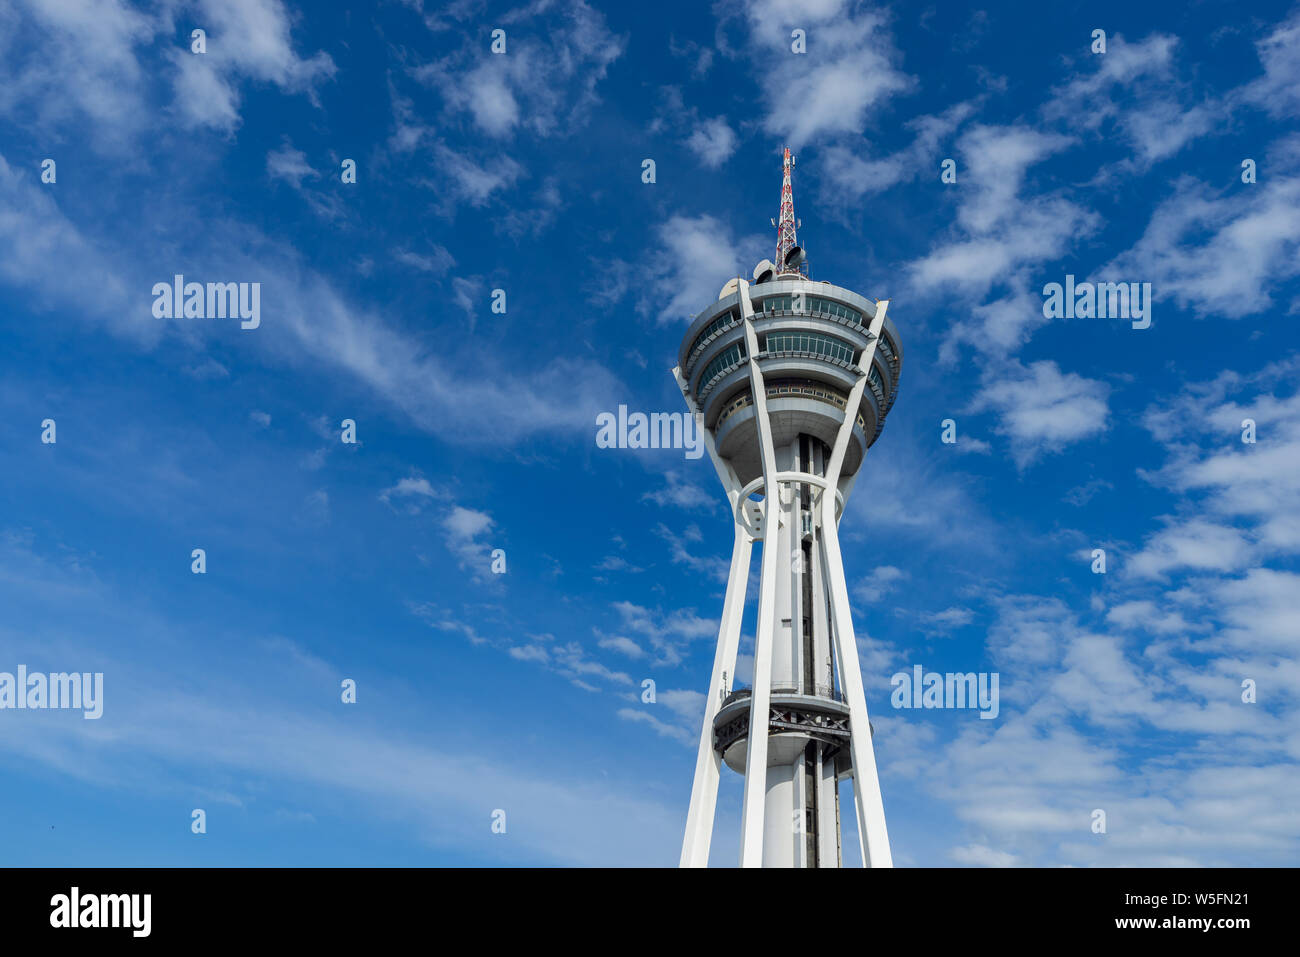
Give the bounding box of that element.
[720,683,845,707]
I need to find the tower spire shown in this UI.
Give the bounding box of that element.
[774,147,800,272]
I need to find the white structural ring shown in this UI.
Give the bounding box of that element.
[734,471,844,539]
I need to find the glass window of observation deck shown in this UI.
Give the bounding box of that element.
[764,332,855,364]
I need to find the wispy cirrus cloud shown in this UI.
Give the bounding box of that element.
[410,0,624,139]
[719,0,913,149]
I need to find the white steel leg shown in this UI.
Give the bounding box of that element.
[680,525,753,867]
[818,299,892,867]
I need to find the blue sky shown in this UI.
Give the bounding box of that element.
[0,0,1298,866]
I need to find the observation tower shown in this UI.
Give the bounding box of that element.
[673,148,903,868]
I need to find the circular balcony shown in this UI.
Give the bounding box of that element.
[711,381,874,486]
[677,278,901,377]
[712,687,861,774]
[677,280,903,485]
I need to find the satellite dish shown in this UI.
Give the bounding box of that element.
[753,259,775,284]
[718,277,741,300]
[784,245,804,269]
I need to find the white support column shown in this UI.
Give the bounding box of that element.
[671,366,741,500]
[818,300,893,868]
[820,509,891,866]
[835,299,890,506]
[816,744,839,866]
[790,445,805,694]
[680,524,753,867]
[793,748,808,867]
[810,442,833,697]
[770,441,798,691]
[737,279,782,868]
[672,361,751,868]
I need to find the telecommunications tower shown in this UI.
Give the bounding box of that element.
[673,148,903,868]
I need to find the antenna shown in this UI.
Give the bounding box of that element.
[774,147,802,275]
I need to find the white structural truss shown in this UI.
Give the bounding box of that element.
[671,155,903,867]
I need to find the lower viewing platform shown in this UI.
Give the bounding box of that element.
[713,688,864,774]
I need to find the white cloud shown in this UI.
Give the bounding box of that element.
[645,213,767,324]
[950,843,1018,867]
[444,505,492,540]
[434,143,524,207]
[684,117,737,168]
[432,504,499,584]
[984,595,1074,670]
[450,276,485,326]
[0,156,627,448]
[853,565,907,604]
[612,599,718,667]
[1105,600,1197,636]
[1236,10,1300,119]
[0,536,681,866]
[1043,34,1213,166]
[1105,169,1300,321]
[1208,568,1300,655]
[617,708,694,746]
[267,142,316,188]
[1064,478,1112,507]
[266,140,342,220]
[618,687,706,748]
[0,0,158,153]
[819,101,977,200]
[597,635,645,658]
[968,360,1110,466]
[380,476,440,507]
[723,0,913,149]
[1140,359,1300,560]
[170,48,240,131]
[0,156,141,341]
[393,246,456,276]
[918,606,975,634]
[413,0,623,139]
[915,362,1300,864]
[549,642,632,687]
[907,125,1096,362]
[949,126,1076,240]
[169,0,336,133]
[642,471,713,510]
[653,523,730,585]
[1127,519,1254,580]
[658,688,705,723]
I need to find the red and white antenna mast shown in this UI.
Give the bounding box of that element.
[771,147,803,273]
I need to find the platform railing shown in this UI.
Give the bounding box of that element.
[720,683,845,708]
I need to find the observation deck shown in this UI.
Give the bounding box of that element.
[677,277,903,485]
[712,687,872,775]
